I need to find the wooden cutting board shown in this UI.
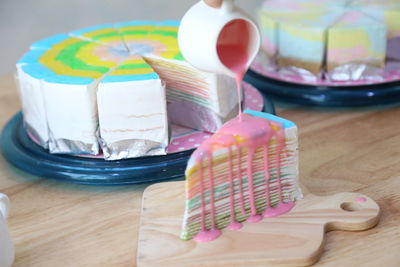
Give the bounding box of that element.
[136,181,380,266]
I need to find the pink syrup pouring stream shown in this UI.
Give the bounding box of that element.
[193,19,294,243]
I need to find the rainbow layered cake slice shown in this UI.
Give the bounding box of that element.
[181,110,301,242]
[97,56,168,160]
[327,11,387,79]
[277,10,343,75]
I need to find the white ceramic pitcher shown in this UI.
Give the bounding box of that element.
[0,194,14,267]
[178,0,260,77]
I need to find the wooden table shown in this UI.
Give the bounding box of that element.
[0,74,399,266]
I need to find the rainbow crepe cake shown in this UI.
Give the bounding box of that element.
[181,110,301,242]
[16,21,238,160]
[258,0,399,80]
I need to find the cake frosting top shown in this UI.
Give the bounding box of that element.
[191,111,294,161]
[18,21,183,85]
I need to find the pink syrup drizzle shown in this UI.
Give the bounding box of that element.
[356,197,367,203]
[246,147,263,223]
[263,145,271,208]
[217,19,250,121]
[197,159,207,232]
[237,146,246,215]
[275,123,285,203]
[227,146,243,230]
[207,151,218,230]
[194,155,222,243]
[193,19,295,242]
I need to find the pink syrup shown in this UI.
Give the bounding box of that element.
[193,19,295,243]
[217,19,250,121]
[356,197,367,203]
[227,146,243,230]
[194,151,222,243]
[263,202,295,217]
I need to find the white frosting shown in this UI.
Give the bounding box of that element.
[97,78,168,151]
[16,65,49,147]
[41,79,100,154]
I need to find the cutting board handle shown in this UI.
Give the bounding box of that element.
[303,192,381,232]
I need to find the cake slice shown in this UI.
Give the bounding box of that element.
[327,10,387,79]
[118,20,238,133]
[258,10,279,64]
[41,75,101,154]
[16,62,53,148]
[97,56,169,160]
[353,0,400,40]
[357,2,400,60]
[277,10,343,75]
[181,110,301,241]
[144,53,238,133]
[16,49,54,147]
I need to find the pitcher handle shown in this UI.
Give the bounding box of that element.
[0,193,10,219]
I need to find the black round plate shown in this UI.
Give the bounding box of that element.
[245,69,400,107]
[0,95,275,185]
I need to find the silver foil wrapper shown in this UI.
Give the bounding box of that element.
[167,99,239,133]
[96,79,169,160]
[278,66,321,83]
[48,136,99,155]
[23,121,48,149]
[327,64,384,82]
[99,138,168,161]
[256,43,400,82]
[28,125,168,160]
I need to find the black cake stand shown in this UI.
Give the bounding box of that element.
[245,69,400,107]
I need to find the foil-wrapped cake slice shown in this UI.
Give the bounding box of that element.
[16,62,53,148]
[327,10,387,81]
[97,56,169,160]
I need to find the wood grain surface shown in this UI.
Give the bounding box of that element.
[0,73,400,266]
[137,181,380,266]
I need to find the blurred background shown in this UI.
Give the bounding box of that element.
[0,0,263,76]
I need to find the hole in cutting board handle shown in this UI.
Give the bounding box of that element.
[340,202,362,212]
